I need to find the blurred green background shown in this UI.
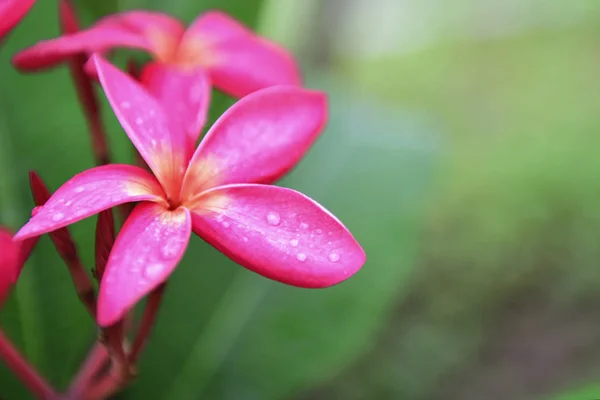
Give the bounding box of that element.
[1,0,600,399]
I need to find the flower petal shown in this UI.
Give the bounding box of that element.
[140,62,211,150]
[12,11,184,71]
[181,11,301,97]
[0,0,35,41]
[188,184,365,288]
[14,165,164,241]
[97,203,191,326]
[0,228,19,305]
[180,86,327,201]
[94,55,188,197]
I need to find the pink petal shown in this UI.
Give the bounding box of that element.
[0,0,35,41]
[0,228,19,305]
[14,165,164,241]
[140,62,211,150]
[97,203,191,326]
[180,86,327,201]
[94,55,188,198]
[12,11,184,71]
[181,11,301,97]
[188,184,365,288]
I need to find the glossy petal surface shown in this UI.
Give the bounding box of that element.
[182,11,301,97]
[97,203,191,326]
[14,165,164,240]
[189,184,365,288]
[12,10,183,71]
[0,0,35,41]
[140,62,211,149]
[0,228,18,304]
[94,56,188,197]
[181,86,327,201]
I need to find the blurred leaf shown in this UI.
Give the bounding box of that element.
[547,384,600,400]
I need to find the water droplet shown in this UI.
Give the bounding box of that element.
[74,186,85,193]
[65,200,73,206]
[327,241,332,246]
[266,212,280,226]
[161,237,183,258]
[296,253,307,262]
[121,101,131,109]
[309,243,315,249]
[151,139,157,147]
[242,236,248,242]
[222,221,230,228]
[216,214,224,222]
[328,231,333,236]
[300,223,309,229]
[290,238,299,247]
[316,229,323,234]
[135,117,143,125]
[143,263,164,280]
[328,253,340,263]
[52,212,64,222]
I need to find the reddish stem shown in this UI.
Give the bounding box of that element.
[83,367,123,400]
[29,171,97,318]
[66,343,109,399]
[129,284,166,364]
[59,0,110,166]
[0,330,59,399]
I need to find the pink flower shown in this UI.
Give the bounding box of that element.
[14,56,365,327]
[0,228,20,305]
[0,227,37,306]
[0,0,35,42]
[13,9,300,144]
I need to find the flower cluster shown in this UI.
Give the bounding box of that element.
[0,1,365,397]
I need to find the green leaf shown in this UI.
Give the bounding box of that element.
[547,384,600,400]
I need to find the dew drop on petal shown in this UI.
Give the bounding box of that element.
[328,231,333,236]
[65,200,73,206]
[222,221,230,228]
[121,101,131,109]
[74,186,85,193]
[289,238,299,247]
[161,237,183,258]
[316,229,323,234]
[328,253,340,263]
[52,212,64,222]
[266,212,280,226]
[143,263,164,280]
[300,223,309,229]
[296,253,307,262]
[135,117,143,125]
[242,236,248,242]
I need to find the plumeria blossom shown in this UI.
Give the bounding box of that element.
[14,56,365,327]
[0,0,35,42]
[13,9,301,145]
